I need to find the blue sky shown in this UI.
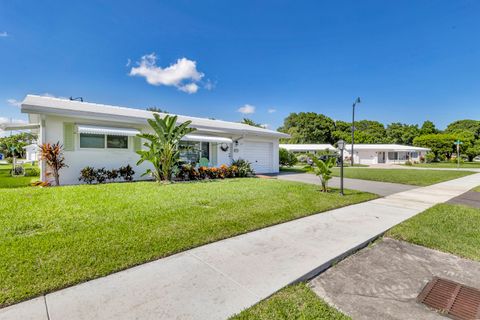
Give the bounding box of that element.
[1,0,479,130]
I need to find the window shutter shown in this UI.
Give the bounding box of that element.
[63,123,75,151]
[133,136,142,152]
[211,142,218,166]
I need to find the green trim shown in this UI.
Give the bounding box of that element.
[63,123,75,151]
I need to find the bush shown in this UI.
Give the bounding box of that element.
[231,159,255,177]
[25,167,40,177]
[5,157,13,164]
[10,166,25,176]
[425,152,436,163]
[178,164,199,181]
[279,148,297,167]
[404,160,413,166]
[79,167,96,184]
[119,165,135,181]
[79,165,135,184]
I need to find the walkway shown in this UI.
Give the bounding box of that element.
[2,173,480,320]
[277,172,417,196]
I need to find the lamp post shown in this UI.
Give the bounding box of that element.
[351,97,361,166]
[338,139,345,196]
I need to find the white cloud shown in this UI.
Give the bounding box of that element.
[267,108,277,113]
[204,79,216,91]
[0,117,26,124]
[237,104,256,114]
[7,99,21,108]
[126,58,131,67]
[0,31,8,37]
[129,53,205,94]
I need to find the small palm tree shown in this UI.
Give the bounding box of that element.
[136,114,196,182]
[39,142,67,186]
[311,156,336,192]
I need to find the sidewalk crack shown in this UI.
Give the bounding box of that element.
[43,295,51,320]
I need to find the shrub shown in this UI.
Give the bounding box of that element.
[25,167,40,177]
[106,169,119,182]
[5,157,13,164]
[218,164,229,179]
[227,165,238,178]
[425,152,436,163]
[419,155,425,163]
[404,160,413,166]
[39,142,67,186]
[95,168,108,184]
[231,159,255,177]
[178,164,199,181]
[79,167,96,184]
[206,167,219,179]
[198,166,208,179]
[119,165,135,181]
[11,166,25,176]
[279,148,297,167]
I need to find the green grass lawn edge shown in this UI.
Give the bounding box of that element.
[0,178,377,307]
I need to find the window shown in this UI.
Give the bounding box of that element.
[107,135,128,149]
[388,152,398,160]
[411,152,418,158]
[80,133,128,149]
[80,133,105,148]
[179,141,210,164]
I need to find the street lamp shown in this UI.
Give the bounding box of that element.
[338,139,345,196]
[351,97,361,166]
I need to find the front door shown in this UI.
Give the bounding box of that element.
[378,152,386,163]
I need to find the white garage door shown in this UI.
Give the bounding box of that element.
[242,141,273,173]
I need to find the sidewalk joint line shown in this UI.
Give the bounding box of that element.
[187,251,261,299]
[43,296,51,320]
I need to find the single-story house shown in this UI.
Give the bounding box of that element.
[23,144,39,162]
[279,144,337,153]
[343,144,430,165]
[19,95,289,185]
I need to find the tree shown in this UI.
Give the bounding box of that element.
[0,132,37,158]
[420,120,438,135]
[332,120,388,144]
[279,148,297,167]
[465,142,480,162]
[39,142,67,186]
[146,106,168,113]
[278,112,336,144]
[413,134,456,160]
[241,118,263,128]
[136,114,196,182]
[311,156,336,192]
[386,123,419,145]
[445,120,480,139]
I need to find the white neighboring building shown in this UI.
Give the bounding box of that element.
[20,95,289,185]
[343,144,430,165]
[279,144,337,153]
[23,144,39,162]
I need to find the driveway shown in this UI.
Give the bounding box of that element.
[277,172,417,196]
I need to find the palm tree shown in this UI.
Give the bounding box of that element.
[136,114,196,182]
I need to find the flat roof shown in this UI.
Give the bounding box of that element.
[345,144,430,151]
[21,95,289,139]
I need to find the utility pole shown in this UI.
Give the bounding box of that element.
[351,97,361,166]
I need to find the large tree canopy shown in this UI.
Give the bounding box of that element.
[413,134,457,160]
[0,132,37,158]
[386,123,420,145]
[420,120,438,135]
[278,112,336,144]
[445,119,480,139]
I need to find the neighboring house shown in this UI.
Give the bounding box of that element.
[343,144,430,165]
[20,95,288,185]
[279,144,337,153]
[23,144,39,162]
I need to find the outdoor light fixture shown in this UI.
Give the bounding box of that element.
[351,97,361,166]
[338,139,345,196]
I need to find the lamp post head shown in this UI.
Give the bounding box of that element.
[355,97,361,104]
[337,139,345,150]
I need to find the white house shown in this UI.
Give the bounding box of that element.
[343,144,430,165]
[20,95,289,185]
[23,144,39,162]
[279,144,337,153]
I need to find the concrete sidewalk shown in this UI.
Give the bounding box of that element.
[2,173,480,320]
[277,172,417,196]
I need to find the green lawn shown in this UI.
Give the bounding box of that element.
[230,283,350,320]
[387,203,480,261]
[0,164,39,188]
[331,168,475,186]
[408,162,480,168]
[0,178,376,306]
[474,186,480,192]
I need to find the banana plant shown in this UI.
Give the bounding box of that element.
[136,114,196,182]
[311,156,336,192]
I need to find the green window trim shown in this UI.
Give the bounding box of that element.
[63,123,75,151]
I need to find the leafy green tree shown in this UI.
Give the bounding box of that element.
[445,120,480,139]
[136,114,196,182]
[465,142,480,162]
[241,118,263,128]
[279,148,297,167]
[0,132,37,158]
[311,156,336,192]
[413,134,456,160]
[331,120,388,144]
[420,120,438,135]
[278,112,336,144]
[146,106,168,113]
[386,123,419,145]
